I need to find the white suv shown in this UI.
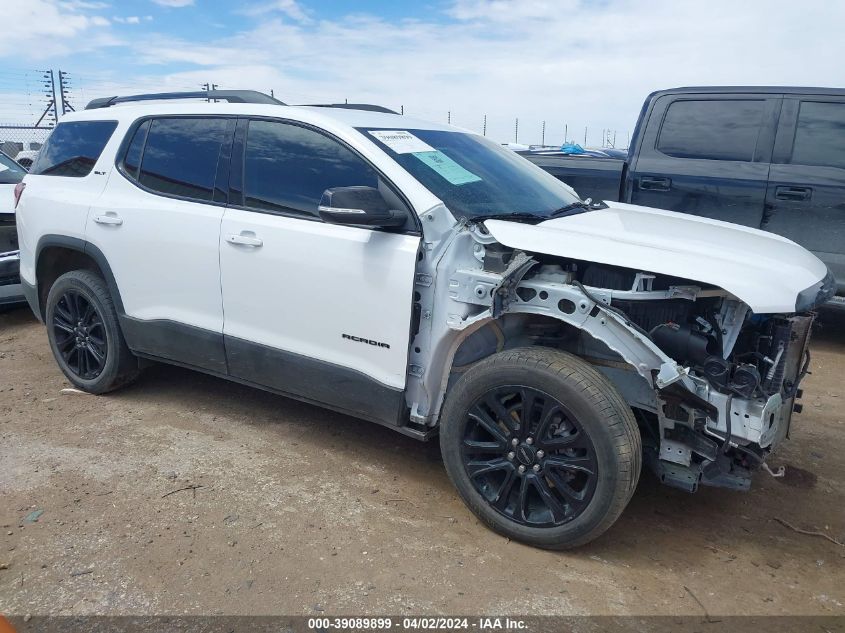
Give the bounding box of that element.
[16,90,833,549]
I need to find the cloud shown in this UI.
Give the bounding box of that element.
[238,0,311,23]
[6,0,845,145]
[150,0,194,7]
[59,1,110,9]
[0,0,119,59]
[113,15,142,24]
[124,0,843,144]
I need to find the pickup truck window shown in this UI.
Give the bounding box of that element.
[657,99,765,162]
[360,128,580,220]
[244,120,379,219]
[790,101,845,170]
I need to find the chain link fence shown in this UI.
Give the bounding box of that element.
[0,126,53,168]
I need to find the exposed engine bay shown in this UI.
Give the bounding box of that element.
[570,259,814,492]
[404,208,822,493]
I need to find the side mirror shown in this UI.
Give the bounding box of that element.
[318,186,406,228]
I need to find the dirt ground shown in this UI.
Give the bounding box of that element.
[0,305,843,617]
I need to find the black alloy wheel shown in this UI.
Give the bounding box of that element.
[461,385,598,527]
[45,269,139,393]
[51,289,108,380]
[439,347,641,549]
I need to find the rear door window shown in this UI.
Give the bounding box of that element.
[122,119,150,181]
[31,120,117,177]
[789,101,845,170]
[657,99,765,161]
[137,117,229,202]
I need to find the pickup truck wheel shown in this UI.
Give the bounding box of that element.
[45,270,139,394]
[440,347,640,550]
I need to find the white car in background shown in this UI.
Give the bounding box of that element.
[0,150,25,308]
[14,142,42,170]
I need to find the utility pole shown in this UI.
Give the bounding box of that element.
[584,126,587,146]
[564,123,567,144]
[58,70,74,115]
[515,118,519,143]
[483,114,487,137]
[447,111,451,124]
[541,120,546,146]
[400,105,404,115]
[35,70,58,127]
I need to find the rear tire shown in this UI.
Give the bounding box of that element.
[440,347,640,549]
[45,270,139,394]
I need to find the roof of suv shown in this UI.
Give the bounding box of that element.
[62,101,456,135]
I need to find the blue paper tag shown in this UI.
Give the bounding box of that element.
[412,151,482,185]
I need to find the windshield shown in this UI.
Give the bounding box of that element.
[358,128,581,220]
[0,151,25,184]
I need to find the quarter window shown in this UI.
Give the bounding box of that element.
[243,119,378,218]
[790,101,845,170]
[31,120,117,177]
[138,117,229,202]
[657,99,765,162]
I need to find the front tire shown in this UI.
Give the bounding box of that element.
[440,347,641,549]
[45,270,138,394]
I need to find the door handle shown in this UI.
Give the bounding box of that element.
[639,176,671,192]
[774,186,812,201]
[93,213,123,226]
[226,233,263,247]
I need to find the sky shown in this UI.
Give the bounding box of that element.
[1,0,843,146]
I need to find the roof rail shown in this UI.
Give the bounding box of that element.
[85,90,286,110]
[305,103,399,115]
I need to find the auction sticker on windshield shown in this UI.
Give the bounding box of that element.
[368,130,434,154]
[412,150,482,185]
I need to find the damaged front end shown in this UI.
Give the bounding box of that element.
[649,311,814,492]
[407,208,823,493]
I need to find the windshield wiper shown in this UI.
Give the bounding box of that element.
[466,212,546,224]
[468,202,605,224]
[548,201,594,218]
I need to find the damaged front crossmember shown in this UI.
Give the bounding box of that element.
[650,382,755,492]
[648,313,815,493]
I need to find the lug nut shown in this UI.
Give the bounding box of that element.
[507,452,515,460]
[518,465,526,474]
[532,464,540,472]
[526,437,533,445]
[536,450,544,459]
[511,438,519,446]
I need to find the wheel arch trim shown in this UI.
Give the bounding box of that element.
[34,234,125,319]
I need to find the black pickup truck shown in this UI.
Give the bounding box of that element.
[525,87,845,305]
